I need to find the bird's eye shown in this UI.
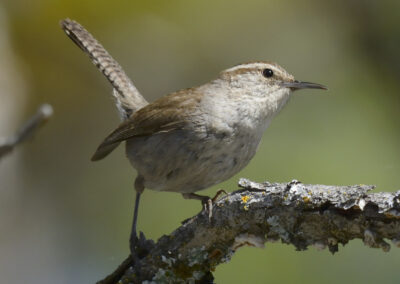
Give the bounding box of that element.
[262,68,274,78]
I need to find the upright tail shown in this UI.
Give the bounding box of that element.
[60,19,148,120]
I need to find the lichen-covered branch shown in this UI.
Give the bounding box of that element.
[0,104,53,159]
[101,179,400,283]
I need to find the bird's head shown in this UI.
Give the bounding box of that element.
[219,61,327,96]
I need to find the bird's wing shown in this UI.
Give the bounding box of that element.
[91,89,201,161]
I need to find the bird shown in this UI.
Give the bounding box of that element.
[60,19,327,261]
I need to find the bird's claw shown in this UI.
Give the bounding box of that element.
[201,189,229,220]
[129,231,155,266]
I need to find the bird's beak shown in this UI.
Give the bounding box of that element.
[282,80,327,91]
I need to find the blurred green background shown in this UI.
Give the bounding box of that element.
[1,0,400,283]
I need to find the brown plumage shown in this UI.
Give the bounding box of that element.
[60,19,148,119]
[91,88,202,161]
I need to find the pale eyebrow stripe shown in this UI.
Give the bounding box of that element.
[225,62,269,73]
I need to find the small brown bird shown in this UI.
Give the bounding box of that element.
[61,19,327,260]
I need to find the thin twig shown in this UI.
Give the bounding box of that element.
[0,104,53,159]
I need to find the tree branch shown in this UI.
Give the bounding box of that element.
[0,104,53,159]
[99,178,400,283]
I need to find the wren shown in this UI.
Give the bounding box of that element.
[61,19,327,260]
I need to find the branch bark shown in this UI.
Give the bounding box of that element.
[99,178,400,283]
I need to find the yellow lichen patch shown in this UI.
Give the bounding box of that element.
[302,196,310,203]
[241,195,250,203]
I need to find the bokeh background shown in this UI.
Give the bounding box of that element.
[1,0,400,283]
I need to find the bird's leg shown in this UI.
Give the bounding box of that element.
[130,176,144,262]
[182,189,228,220]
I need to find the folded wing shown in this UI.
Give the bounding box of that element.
[91,89,200,161]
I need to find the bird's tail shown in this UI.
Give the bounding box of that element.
[60,18,148,120]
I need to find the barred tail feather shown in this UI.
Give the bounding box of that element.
[60,18,148,120]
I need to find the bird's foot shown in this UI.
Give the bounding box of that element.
[182,189,228,221]
[129,232,155,266]
[211,189,229,203]
[202,189,229,219]
[129,232,140,265]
